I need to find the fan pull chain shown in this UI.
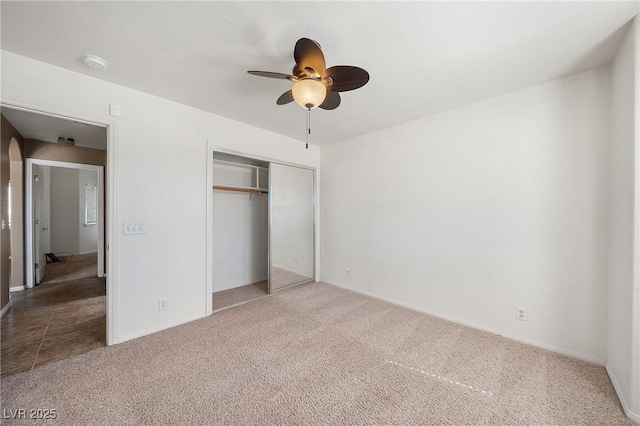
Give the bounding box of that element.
[305,107,311,149]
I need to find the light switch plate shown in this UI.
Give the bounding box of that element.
[123,222,144,235]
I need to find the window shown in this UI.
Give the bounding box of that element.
[85,184,97,225]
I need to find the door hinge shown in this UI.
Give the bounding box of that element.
[35,262,40,269]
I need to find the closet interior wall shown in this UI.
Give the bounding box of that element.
[212,153,269,309]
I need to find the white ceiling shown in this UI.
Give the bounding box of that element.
[1,1,637,146]
[1,107,107,150]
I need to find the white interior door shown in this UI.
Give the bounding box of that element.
[43,167,51,257]
[32,164,48,284]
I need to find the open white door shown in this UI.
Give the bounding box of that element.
[32,164,48,284]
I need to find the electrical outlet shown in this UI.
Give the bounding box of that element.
[159,298,168,311]
[346,269,352,278]
[123,222,145,235]
[294,256,299,265]
[516,306,527,321]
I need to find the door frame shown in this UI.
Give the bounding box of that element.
[30,162,50,284]
[25,158,105,288]
[2,101,117,346]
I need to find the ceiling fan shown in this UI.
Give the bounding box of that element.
[248,38,369,111]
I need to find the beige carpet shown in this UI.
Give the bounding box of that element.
[0,283,630,425]
[271,266,313,291]
[40,252,98,285]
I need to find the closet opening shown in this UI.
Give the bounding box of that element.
[211,151,316,311]
[212,152,270,310]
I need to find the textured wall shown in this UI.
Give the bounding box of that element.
[0,115,24,311]
[25,139,106,166]
[606,16,640,421]
[322,67,612,363]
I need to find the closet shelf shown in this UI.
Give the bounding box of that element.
[213,185,268,194]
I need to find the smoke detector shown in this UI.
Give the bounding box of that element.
[57,137,76,146]
[82,54,108,70]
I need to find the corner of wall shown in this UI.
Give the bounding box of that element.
[607,13,640,422]
[631,13,640,421]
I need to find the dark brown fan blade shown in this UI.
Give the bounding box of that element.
[276,90,294,105]
[319,91,341,110]
[294,38,326,77]
[247,71,294,80]
[326,66,369,92]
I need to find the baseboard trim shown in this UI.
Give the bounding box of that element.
[10,285,25,292]
[606,364,640,423]
[326,281,604,365]
[0,300,12,318]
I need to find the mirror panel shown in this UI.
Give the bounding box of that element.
[270,163,314,291]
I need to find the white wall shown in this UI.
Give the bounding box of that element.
[0,50,320,343]
[321,67,612,363]
[213,164,268,291]
[50,167,79,254]
[78,169,99,254]
[45,166,99,256]
[607,17,640,421]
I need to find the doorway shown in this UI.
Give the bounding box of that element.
[0,105,112,376]
[26,159,105,288]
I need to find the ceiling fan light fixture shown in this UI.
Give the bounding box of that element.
[292,79,326,110]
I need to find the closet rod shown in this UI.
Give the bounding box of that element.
[212,185,268,194]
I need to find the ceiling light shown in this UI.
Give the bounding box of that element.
[82,54,108,70]
[57,137,75,146]
[291,79,326,110]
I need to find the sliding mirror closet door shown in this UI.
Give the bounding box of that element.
[270,163,315,291]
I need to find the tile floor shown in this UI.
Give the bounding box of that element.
[1,276,106,377]
[40,252,98,285]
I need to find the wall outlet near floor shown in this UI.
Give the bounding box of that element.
[294,256,299,265]
[346,269,352,278]
[516,306,527,321]
[159,298,168,311]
